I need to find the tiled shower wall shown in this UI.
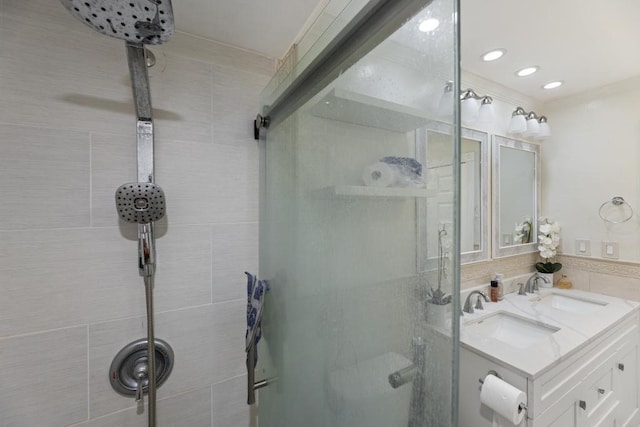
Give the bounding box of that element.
[0,1,273,425]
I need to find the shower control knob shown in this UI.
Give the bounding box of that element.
[134,362,148,403]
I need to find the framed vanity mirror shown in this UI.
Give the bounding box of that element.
[423,123,489,264]
[492,135,540,258]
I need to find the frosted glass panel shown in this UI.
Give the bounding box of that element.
[258,0,459,426]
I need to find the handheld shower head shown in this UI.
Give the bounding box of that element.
[115,183,165,224]
[59,0,174,45]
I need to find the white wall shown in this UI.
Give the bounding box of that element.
[0,0,272,425]
[542,75,640,262]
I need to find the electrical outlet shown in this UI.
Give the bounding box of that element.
[602,241,619,259]
[575,239,591,256]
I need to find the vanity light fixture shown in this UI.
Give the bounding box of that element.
[482,49,506,62]
[419,18,440,32]
[477,96,495,123]
[437,81,454,117]
[438,82,495,124]
[460,89,480,124]
[543,81,563,90]
[508,107,551,139]
[508,107,527,134]
[516,66,539,77]
[524,112,540,136]
[537,116,551,139]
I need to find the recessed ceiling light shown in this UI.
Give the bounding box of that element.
[418,18,440,32]
[543,81,563,90]
[516,66,539,77]
[482,49,506,62]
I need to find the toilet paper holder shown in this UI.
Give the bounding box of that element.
[479,370,528,414]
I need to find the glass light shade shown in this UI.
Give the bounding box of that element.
[525,117,540,136]
[537,122,551,139]
[461,97,479,124]
[477,102,494,123]
[438,90,454,118]
[508,114,527,134]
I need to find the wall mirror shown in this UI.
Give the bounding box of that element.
[423,123,489,264]
[492,135,540,258]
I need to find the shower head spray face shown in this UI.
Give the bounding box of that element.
[59,0,174,45]
[116,183,166,224]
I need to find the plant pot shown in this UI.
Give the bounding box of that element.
[426,303,449,328]
[538,272,554,287]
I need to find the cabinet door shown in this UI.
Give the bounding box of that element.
[615,340,639,427]
[582,353,618,426]
[532,385,584,427]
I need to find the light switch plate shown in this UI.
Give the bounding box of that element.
[602,241,619,259]
[575,239,591,256]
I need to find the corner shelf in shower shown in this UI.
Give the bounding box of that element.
[309,88,431,132]
[324,185,435,199]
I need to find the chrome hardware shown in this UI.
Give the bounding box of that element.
[526,273,550,293]
[479,370,502,385]
[518,283,527,295]
[599,196,634,224]
[256,114,270,130]
[109,338,174,399]
[408,337,427,425]
[463,291,489,314]
[579,400,587,410]
[134,362,148,403]
[598,388,605,395]
[389,365,419,389]
[479,371,528,415]
[474,295,485,310]
[254,114,271,140]
[619,363,625,371]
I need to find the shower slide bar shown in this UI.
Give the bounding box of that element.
[254,0,434,137]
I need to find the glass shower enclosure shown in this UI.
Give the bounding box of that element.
[256,0,460,425]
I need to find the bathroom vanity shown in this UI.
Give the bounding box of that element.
[459,288,640,427]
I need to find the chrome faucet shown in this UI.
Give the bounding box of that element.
[525,273,550,293]
[463,291,489,314]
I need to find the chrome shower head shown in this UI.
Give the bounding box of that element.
[59,0,174,45]
[115,183,165,224]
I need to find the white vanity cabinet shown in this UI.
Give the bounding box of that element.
[460,311,640,427]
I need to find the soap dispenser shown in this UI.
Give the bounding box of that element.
[490,280,499,302]
[495,273,504,300]
[557,274,573,289]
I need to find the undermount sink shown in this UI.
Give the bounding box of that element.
[465,312,560,349]
[531,293,608,315]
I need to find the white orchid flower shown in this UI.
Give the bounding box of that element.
[540,224,551,234]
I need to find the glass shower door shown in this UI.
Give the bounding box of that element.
[257,0,460,425]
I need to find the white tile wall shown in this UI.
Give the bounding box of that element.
[89,302,245,418]
[0,0,274,424]
[71,388,212,427]
[0,327,88,427]
[212,223,259,303]
[213,375,255,427]
[0,124,90,230]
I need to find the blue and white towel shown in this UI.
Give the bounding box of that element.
[245,272,269,363]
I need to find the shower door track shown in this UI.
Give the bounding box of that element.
[257,0,434,132]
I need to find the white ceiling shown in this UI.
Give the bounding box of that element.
[173,0,640,102]
[461,0,640,102]
[173,0,322,59]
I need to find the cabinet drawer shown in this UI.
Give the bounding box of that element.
[582,352,617,425]
[532,313,639,416]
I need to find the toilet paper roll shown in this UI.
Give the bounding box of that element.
[362,162,397,187]
[480,374,526,425]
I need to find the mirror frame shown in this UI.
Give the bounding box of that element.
[492,135,541,258]
[423,122,489,264]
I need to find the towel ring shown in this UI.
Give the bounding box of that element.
[599,196,634,224]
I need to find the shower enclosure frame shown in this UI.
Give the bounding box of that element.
[255,0,462,424]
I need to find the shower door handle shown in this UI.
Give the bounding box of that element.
[246,340,273,405]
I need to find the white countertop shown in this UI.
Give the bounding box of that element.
[460,288,640,378]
